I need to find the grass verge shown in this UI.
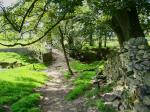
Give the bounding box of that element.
[0,52,48,112]
[65,60,104,100]
[65,60,115,111]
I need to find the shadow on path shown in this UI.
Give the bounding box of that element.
[38,49,87,112]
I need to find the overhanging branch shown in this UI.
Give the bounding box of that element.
[0,6,19,31]
[0,0,38,32]
[0,14,66,47]
[34,1,49,29]
[19,0,38,32]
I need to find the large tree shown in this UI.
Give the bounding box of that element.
[0,0,82,46]
[88,0,150,46]
[0,0,150,47]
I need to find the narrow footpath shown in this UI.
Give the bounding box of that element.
[38,49,87,112]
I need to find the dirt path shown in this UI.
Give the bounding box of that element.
[38,49,87,112]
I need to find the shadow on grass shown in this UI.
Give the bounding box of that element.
[16,77,45,85]
[0,79,43,112]
[0,51,38,65]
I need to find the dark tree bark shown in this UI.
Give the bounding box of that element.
[59,26,73,75]
[104,33,107,47]
[67,35,74,50]
[98,37,102,49]
[89,32,94,46]
[111,3,144,47]
[47,32,53,58]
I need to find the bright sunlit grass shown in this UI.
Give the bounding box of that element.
[0,52,34,65]
[0,52,48,112]
[65,60,105,100]
[65,60,115,111]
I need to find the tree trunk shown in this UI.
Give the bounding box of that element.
[111,3,144,47]
[89,32,94,46]
[98,37,102,49]
[104,33,107,47]
[67,35,74,50]
[58,26,73,75]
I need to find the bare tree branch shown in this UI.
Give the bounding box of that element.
[0,14,66,47]
[58,26,73,75]
[34,1,49,29]
[0,6,19,31]
[0,0,38,32]
[19,0,38,32]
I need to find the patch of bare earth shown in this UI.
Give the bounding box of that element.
[37,49,88,112]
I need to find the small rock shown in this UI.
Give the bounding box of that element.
[104,102,113,106]
[119,104,125,111]
[134,103,150,112]
[102,93,118,102]
[112,100,120,108]
[120,48,128,53]
[128,38,135,45]
[143,52,150,59]
[113,86,124,97]
[136,55,143,61]
[127,63,134,72]
[143,66,150,71]
[143,73,150,86]
[87,107,99,112]
[138,45,147,50]
[134,64,143,71]
[141,61,150,67]
[143,96,150,106]
[135,37,147,45]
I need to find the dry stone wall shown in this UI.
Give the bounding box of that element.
[102,37,150,112]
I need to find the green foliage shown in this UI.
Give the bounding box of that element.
[75,71,95,80]
[19,63,47,71]
[70,60,103,72]
[66,71,94,100]
[85,87,101,98]
[66,60,104,100]
[0,52,48,111]
[99,85,113,94]
[11,94,41,112]
[0,52,34,64]
[65,60,115,111]
[0,67,47,105]
[65,83,92,100]
[96,99,115,112]
[85,84,113,100]
[28,108,41,112]
[64,71,72,79]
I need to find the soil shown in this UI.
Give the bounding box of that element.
[38,49,88,112]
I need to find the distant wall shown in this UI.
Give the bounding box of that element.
[0,47,33,55]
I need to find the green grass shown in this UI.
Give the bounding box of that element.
[106,40,119,48]
[11,93,41,112]
[85,84,113,98]
[70,60,104,72]
[0,52,48,112]
[64,71,72,79]
[65,60,105,100]
[66,71,95,100]
[65,60,115,111]
[0,52,35,65]
[96,99,115,112]
[66,83,92,100]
